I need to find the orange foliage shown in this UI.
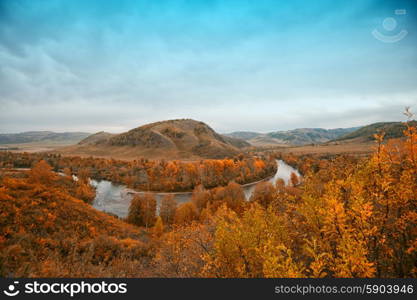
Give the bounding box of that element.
[1,119,416,278]
[174,203,198,226]
[127,194,157,228]
[0,161,149,277]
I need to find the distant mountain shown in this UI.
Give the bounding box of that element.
[63,119,249,159]
[267,127,360,145]
[225,127,360,146]
[225,131,263,140]
[334,121,417,143]
[0,131,91,145]
[221,135,251,149]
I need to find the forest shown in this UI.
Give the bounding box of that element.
[0,121,416,278]
[0,153,276,192]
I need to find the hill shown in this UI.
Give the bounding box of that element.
[0,163,149,277]
[220,135,251,149]
[225,127,359,146]
[78,131,115,145]
[334,121,417,143]
[267,127,359,145]
[225,131,262,140]
[63,119,249,160]
[0,131,91,145]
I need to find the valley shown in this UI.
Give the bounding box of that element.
[1,118,416,278]
[1,119,416,278]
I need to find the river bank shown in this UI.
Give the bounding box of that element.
[92,160,300,218]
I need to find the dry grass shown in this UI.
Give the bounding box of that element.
[0,142,72,153]
[252,142,375,156]
[2,141,376,161]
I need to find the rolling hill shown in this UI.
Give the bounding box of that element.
[226,131,262,140]
[334,121,417,143]
[78,131,115,145]
[0,131,91,145]
[63,119,250,160]
[0,167,148,277]
[225,127,359,146]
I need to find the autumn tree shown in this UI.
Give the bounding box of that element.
[141,194,157,228]
[202,204,303,278]
[152,222,214,277]
[191,185,211,214]
[127,195,142,227]
[249,181,275,209]
[127,194,157,228]
[174,202,198,226]
[290,172,299,186]
[153,216,164,237]
[210,181,246,214]
[159,195,177,226]
[74,181,96,204]
[28,160,57,185]
[77,167,91,183]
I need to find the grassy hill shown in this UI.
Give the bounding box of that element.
[225,127,359,146]
[334,121,417,143]
[64,119,249,160]
[267,127,359,145]
[225,131,262,140]
[78,131,115,145]
[0,131,91,145]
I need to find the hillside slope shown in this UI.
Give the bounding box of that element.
[78,131,115,145]
[63,119,248,160]
[334,121,417,143]
[225,131,262,140]
[0,131,90,145]
[225,127,359,146]
[0,166,149,277]
[267,127,359,145]
[219,135,251,149]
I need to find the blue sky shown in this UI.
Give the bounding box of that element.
[0,0,416,133]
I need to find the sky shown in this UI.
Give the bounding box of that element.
[0,0,417,134]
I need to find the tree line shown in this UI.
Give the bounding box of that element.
[0,152,277,192]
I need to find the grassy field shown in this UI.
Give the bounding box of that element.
[1,140,377,162]
[0,141,75,153]
[250,142,375,156]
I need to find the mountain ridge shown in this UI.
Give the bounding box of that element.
[0,131,91,145]
[333,121,417,143]
[225,127,360,146]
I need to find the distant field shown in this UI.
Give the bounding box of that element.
[1,140,377,158]
[0,141,202,161]
[252,142,375,156]
[0,141,74,153]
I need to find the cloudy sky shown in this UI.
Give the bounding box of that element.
[0,0,416,134]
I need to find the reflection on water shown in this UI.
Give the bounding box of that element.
[92,160,301,218]
[90,180,134,218]
[274,160,301,185]
[242,160,301,200]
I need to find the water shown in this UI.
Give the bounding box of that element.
[91,160,301,218]
[90,180,134,217]
[242,160,301,200]
[273,159,301,185]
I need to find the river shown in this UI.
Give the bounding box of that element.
[91,160,301,218]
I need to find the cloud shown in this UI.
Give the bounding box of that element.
[0,0,416,133]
